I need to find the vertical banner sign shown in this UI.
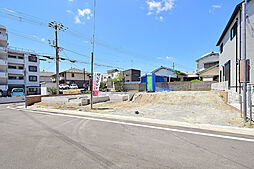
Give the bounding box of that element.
[93,72,101,96]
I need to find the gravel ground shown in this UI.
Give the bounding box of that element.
[34,91,245,127]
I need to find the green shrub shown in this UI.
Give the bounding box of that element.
[47,87,57,95]
[191,79,201,82]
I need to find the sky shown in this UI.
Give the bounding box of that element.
[0,0,243,74]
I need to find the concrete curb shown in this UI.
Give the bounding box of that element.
[20,105,254,136]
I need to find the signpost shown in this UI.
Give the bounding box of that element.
[93,72,101,96]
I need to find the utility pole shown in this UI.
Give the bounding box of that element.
[90,0,96,109]
[83,68,86,89]
[172,62,175,70]
[48,21,67,94]
[243,0,248,122]
[90,51,94,109]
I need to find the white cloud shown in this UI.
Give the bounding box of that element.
[41,38,46,42]
[66,10,74,15]
[166,56,174,60]
[68,0,74,2]
[72,8,93,24]
[209,4,222,14]
[157,57,163,60]
[159,16,163,21]
[146,0,175,15]
[78,8,91,16]
[74,15,81,24]
[212,5,221,9]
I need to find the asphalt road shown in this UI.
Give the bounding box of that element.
[0,104,254,169]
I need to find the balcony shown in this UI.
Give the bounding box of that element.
[8,69,24,75]
[8,58,24,64]
[8,79,24,85]
[0,59,7,66]
[0,72,7,78]
[0,85,7,91]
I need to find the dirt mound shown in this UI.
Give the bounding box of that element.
[132,91,225,105]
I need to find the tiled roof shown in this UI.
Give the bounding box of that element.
[40,72,55,77]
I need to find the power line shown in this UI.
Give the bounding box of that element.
[1,7,195,72]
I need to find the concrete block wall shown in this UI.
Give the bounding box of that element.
[121,81,215,92]
[211,81,229,91]
[26,93,90,106]
[122,83,140,91]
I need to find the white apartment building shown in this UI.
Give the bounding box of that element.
[0,25,8,96]
[0,25,40,96]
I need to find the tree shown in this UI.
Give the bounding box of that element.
[174,71,181,80]
[99,81,107,91]
[110,73,125,91]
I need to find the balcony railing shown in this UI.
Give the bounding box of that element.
[0,85,7,90]
[8,69,24,75]
[7,58,25,64]
[0,59,7,66]
[0,72,7,78]
[8,79,25,85]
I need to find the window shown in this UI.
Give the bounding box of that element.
[28,55,37,62]
[220,43,223,54]
[8,55,16,59]
[72,73,75,77]
[8,65,16,69]
[231,22,237,40]
[29,66,37,72]
[18,76,24,80]
[28,88,37,92]
[29,76,37,82]
[18,66,24,70]
[220,71,222,82]
[8,76,16,80]
[224,60,231,87]
[204,61,219,69]
[18,56,24,60]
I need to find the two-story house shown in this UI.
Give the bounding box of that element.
[216,0,254,92]
[196,52,219,81]
[52,68,90,88]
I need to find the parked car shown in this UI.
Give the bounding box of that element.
[11,88,25,97]
[59,84,69,90]
[69,84,78,89]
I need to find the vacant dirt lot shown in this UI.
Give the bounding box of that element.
[34,91,244,127]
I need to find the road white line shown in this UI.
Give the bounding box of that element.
[17,108,254,143]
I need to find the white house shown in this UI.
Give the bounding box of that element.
[216,0,254,91]
[196,52,219,81]
[102,69,121,82]
[212,0,254,112]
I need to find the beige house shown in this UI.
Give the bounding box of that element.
[197,65,219,81]
[52,68,90,88]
